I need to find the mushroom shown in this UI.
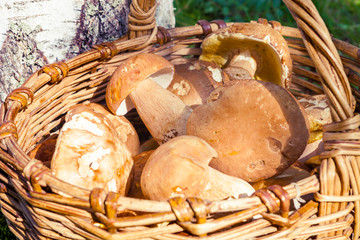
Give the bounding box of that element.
[51,104,133,196]
[140,135,255,201]
[28,134,57,168]
[199,22,292,88]
[296,94,330,164]
[106,53,192,144]
[86,103,140,156]
[187,79,309,182]
[167,60,229,108]
[298,94,331,143]
[127,150,154,199]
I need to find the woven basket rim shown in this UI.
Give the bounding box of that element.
[1,0,360,238]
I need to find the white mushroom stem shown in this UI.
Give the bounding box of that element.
[129,78,192,144]
[228,49,258,77]
[200,167,255,200]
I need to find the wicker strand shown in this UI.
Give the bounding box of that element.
[128,0,157,50]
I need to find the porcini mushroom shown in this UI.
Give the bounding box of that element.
[51,104,133,196]
[140,135,255,201]
[106,53,192,144]
[199,22,292,88]
[187,79,309,182]
[167,60,229,108]
[106,53,174,115]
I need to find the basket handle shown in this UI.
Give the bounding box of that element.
[128,0,158,49]
[283,0,360,238]
[283,0,354,122]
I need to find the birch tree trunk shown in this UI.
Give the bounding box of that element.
[0,0,175,102]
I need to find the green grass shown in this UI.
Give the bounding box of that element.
[0,213,16,240]
[174,0,360,47]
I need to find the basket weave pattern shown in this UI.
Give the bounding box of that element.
[1,0,360,239]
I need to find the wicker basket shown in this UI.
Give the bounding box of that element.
[1,0,360,239]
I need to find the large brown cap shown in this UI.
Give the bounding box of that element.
[200,22,292,88]
[187,79,309,182]
[106,53,174,115]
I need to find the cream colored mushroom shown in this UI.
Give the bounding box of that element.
[106,53,192,144]
[51,104,133,196]
[187,79,309,182]
[86,103,140,157]
[140,135,255,201]
[200,22,292,88]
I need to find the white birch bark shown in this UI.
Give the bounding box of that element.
[0,0,175,102]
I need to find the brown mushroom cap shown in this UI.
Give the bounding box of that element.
[199,22,292,88]
[167,60,229,107]
[51,104,133,196]
[140,136,213,200]
[106,53,174,115]
[140,135,254,201]
[187,79,309,182]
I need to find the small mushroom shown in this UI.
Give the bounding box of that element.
[51,104,133,196]
[167,60,229,108]
[199,22,292,88]
[187,79,309,182]
[140,135,255,201]
[106,53,192,144]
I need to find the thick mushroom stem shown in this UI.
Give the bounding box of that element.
[129,78,192,144]
[227,49,258,78]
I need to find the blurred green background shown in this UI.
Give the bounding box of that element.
[0,0,359,239]
[174,0,360,47]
